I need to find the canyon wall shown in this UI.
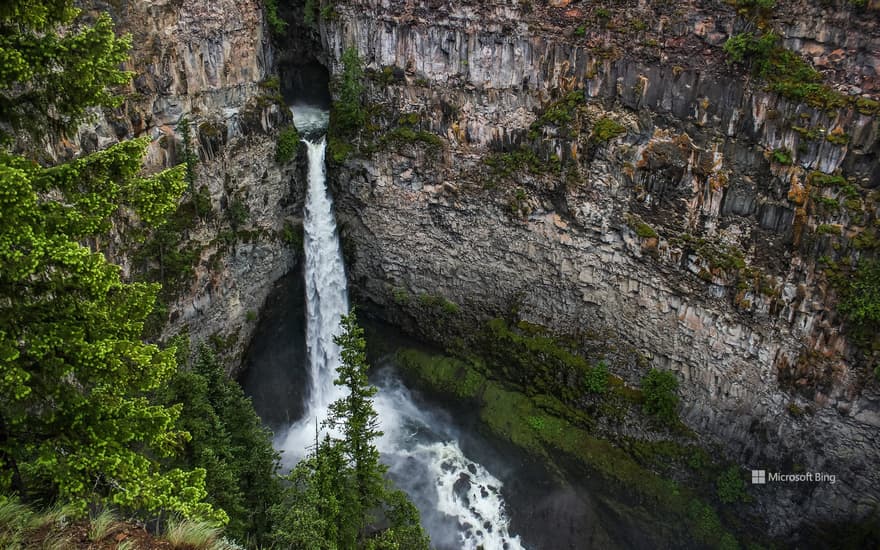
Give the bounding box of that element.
[75,0,302,369]
[316,0,880,536]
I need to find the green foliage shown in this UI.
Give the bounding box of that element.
[177,116,199,195]
[320,4,337,20]
[529,90,586,139]
[303,0,317,27]
[772,147,792,165]
[227,197,249,230]
[837,259,880,326]
[716,466,748,504]
[397,347,741,548]
[132,187,207,307]
[281,220,304,250]
[0,0,221,527]
[484,149,560,181]
[397,349,486,399]
[378,123,443,155]
[724,31,849,110]
[159,344,281,547]
[810,171,847,187]
[392,287,411,305]
[641,369,679,424]
[328,48,366,160]
[263,0,287,36]
[275,125,300,163]
[0,140,216,519]
[626,214,659,238]
[273,312,429,549]
[478,319,607,402]
[418,293,460,315]
[584,361,609,394]
[0,2,132,143]
[325,312,386,535]
[816,224,842,236]
[591,117,627,143]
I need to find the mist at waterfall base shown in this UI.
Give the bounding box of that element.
[265,104,523,549]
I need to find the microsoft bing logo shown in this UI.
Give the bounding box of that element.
[751,470,766,484]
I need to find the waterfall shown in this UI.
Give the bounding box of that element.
[277,104,523,550]
[303,136,349,413]
[276,105,346,459]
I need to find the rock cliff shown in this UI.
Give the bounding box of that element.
[72,0,303,370]
[76,0,879,540]
[312,0,880,536]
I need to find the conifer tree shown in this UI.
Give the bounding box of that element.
[326,310,386,539]
[272,311,429,549]
[0,0,220,521]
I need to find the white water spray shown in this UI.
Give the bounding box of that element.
[277,104,523,549]
[277,106,347,461]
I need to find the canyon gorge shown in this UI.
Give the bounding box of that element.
[74,0,880,546]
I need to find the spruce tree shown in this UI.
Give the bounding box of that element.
[326,310,386,541]
[0,0,220,521]
[273,310,429,549]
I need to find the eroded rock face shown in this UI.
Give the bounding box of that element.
[70,0,302,371]
[316,0,880,536]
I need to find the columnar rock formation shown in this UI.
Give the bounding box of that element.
[81,0,879,538]
[315,0,879,534]
[73,0,302,366]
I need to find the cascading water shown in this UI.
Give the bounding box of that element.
[277,104,523,550]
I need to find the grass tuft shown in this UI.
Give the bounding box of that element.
[88,508,118,542]
[164,518,224,549]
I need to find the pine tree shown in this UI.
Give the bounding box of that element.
[0,0,132,144]
[272,310,429,549]
[0,0,220,522]
[160,343,282,546]
[326,310,386,542]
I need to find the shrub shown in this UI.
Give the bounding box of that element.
[716,466,748,504]
[641,368,679,424]
[772,147,792,165]
[816,224,842,236]
[264,0,287,36]
[275,125,300,163]
[591,117,626,143]
[228,198,249,229]
[584,361,609,393]
[838,259,880,326]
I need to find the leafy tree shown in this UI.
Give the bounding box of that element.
[641,368,679,425]
[0,1,132,144]
[273,311,429,549]
[159,342,282,547]
[0,140,218,519]
[0,0,219,522]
